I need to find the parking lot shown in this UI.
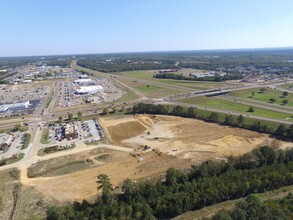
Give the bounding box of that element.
[46,119,104,145]
[56,78,124,108]
[0,132,26,159]
[81,119,104,143]
[0,83,50,105]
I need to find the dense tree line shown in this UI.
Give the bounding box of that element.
[210,193,293,220]
[46,146,293,219]
[132,103,293,139]
[153,72,244,82]
[77,59,176,72]
[75,49,293,73]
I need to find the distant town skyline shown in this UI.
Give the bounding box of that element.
[1,0,293,57]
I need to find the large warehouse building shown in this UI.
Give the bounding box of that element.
[74,85,103,95]
[0,101,30,113]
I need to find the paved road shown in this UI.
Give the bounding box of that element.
[158,100,293,125]
[217,96,293,115]
[2,64,293,183]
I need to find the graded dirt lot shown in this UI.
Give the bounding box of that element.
[22,148,193,202]
[101,114,278,161]
[18,114,291,203]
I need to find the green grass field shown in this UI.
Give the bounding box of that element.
[179,96,293,121]
[118,70,242,91]
[134,84,182,97]
[230,88,293,107]
[277,83,293,90]
[21,133,31,149]
[6,153,25,165]
[118,70,155,79]
[114,87,139,103]
[153,79,240,90]
[40,128,50,144]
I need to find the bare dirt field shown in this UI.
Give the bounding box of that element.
[19,114,292,203]
[101,114,281,161]
[22,148,193,202]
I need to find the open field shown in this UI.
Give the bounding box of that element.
[117,69,242,90]
[277,83,293,90]
[134,84,182,97]
[29,148,105,178]
[230,88,293,107]
[40,128,50,144]
[23,148,194,202]
[154,79,241,90]
[116,77,185,97]
[178,96,293,121]
[0,168,59,220]
[113,86,139,103]
[0,168,19,198]
[117,70,156,79]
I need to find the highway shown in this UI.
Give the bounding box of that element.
[1,62,293,182]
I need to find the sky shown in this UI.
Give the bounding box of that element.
[1,0,293,57]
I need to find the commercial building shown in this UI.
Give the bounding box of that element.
[63,124,76,139]
[0,101,30,113]
[74,79,92,85]
[75,85,103,95]
[0,133,13,151]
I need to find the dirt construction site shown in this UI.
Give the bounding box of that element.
[16,114,293,204]
[100,114,277,160]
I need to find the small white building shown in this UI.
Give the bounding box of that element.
[23,80,32,84]
[74,79,92,85]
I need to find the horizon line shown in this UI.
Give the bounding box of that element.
[1,46,293,59]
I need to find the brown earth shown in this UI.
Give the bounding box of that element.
[22,149,193,202]
[20,114,291,202]
[104,115,275,162]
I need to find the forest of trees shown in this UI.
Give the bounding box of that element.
[210,193,293,220]
[46,146,293,219]
[153,72,244,82]
[75,49,293,73]
[77,58,176,72]
[132,103,293,139]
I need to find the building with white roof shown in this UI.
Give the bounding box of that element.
[75,85,103,95]
[74,79,92,84]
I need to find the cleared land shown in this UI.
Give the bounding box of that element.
[117,70,156,79]
[107,121,147,145]
[230,88,293,107]
[101,115,289,160]
[18,115,293,203]
[23,148,193,202]
[116,77,185,97]
[178,96,293,121]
